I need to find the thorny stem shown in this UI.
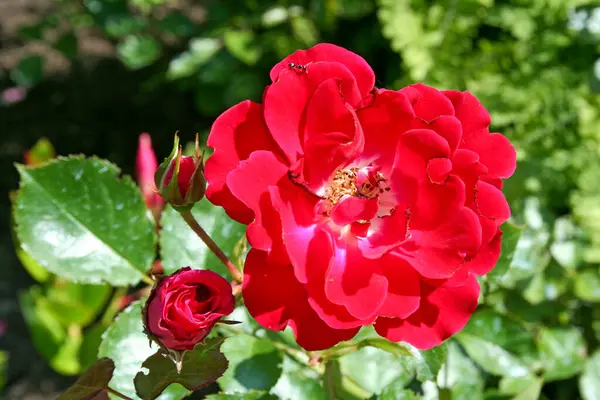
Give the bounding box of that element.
[105,386,134,400]
[180,210,243,283]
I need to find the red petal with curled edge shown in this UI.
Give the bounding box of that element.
[270,43,375,100]
[243,249,359,350]
[206,100,280,224]
[374,272,480,349]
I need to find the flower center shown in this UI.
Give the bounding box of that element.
[324,166,389,205]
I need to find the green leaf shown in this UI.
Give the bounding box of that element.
[378,387,422,400]
[11,54,44,87]
[437,341,484,400]
[537,327,586,381]
[45,281,111,326]
[167,38,222,80]
[290,16,319,46]
[459,310,538,365]
[80,324,108,370]
[580,350,600,400]
[272,355,325,400]
[206,391,278,399]
[55,32,79,59]
[56,358,115,400]
[456,333,529,378]
[14,157,156,286]
[160,200,246,279]
[414,343,447,382]
[224,30,262,65]
[218,334,283,393]
[339,345,414,395]
[499,375,539,396]
[574,269,600,302]
[488,222,523,283]
[98,301,190,400]
[134,338,228,400]
[511,377,543,400]
[159,11,195,36]
[117,35,162,69]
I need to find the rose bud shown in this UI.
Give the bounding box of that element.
[143,267,235,351]
[155,134,206,211]
[136,133,164,215]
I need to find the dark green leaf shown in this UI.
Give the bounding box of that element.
[537,327,586,381]
[98,301,189,399]
[159,12,195,36]
[55,32,79,59]
[117,35,162,69]
[56,358,115,400]
[80,324,108,370]
[11,55,44,87]
[160,200,245,279]
[134,338,228,400]
[15,157,156,286]
[580,350,600,400]
[218,334,283,393]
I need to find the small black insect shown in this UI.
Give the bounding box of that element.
[288,62,308,73]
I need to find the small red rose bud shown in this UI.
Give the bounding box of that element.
[155,134,206,211]
[143,267,234,351]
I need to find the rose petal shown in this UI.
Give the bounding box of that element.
[269,43,375,99]
[399,84,455,122]
[243,249,359,350]
[374,272,480,349]
[206,100,280,224]
[377,254,421,319]
[330,196,379,226]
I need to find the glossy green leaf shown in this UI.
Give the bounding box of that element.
[537,327,586,381]
[218,334,283,393]
[580,350,600,400]
[339,345,413,395]
[15,157,156,286]
[499,375,539,396]
[117,35,162,69]
[134,338,228,400]
[11,54,44,87]
[460,310,538,365]
[45,281,111,326]
[437,342,484,400]
[272,355,325,400]
[456,333,529,378]
[98,301,190,400]
[414,343,447,382]
[56,358,115,400]
[160,200,246,279]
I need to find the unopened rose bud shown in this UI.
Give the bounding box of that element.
[143,267,234,351]
[155,134,206,211]
[136,133,164,213]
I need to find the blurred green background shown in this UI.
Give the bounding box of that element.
[2,0,600,398]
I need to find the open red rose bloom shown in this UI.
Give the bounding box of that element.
[205,44,516,350]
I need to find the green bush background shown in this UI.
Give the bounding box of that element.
[2,0,600,399]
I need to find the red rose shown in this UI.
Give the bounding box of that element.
[205,43,516,350]
[144,267,235,350]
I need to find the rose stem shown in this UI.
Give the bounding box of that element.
[180,210,243,283]
[105,387,135,400]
